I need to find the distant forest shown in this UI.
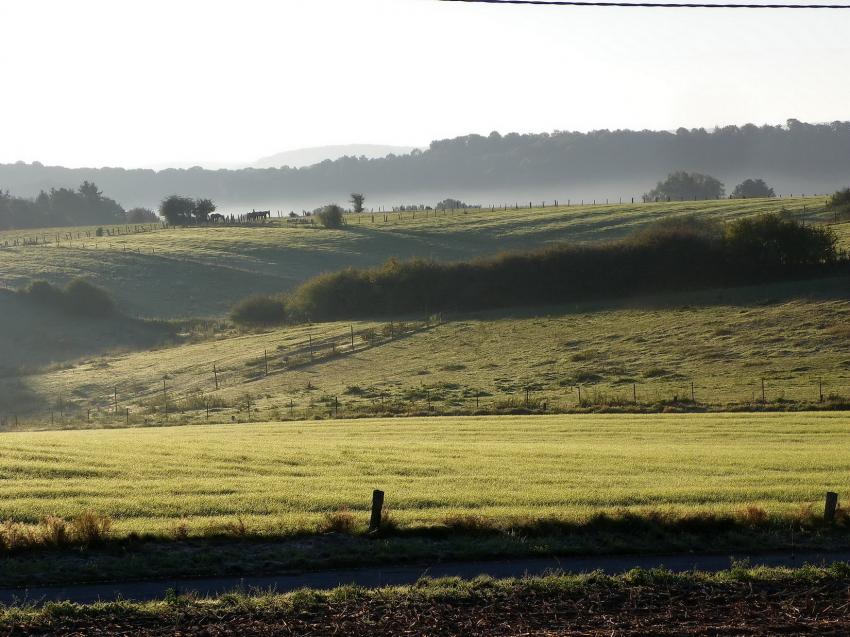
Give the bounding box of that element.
[0,182,124,230]
[2,120,849,214]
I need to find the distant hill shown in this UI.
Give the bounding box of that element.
[254,144,418,168]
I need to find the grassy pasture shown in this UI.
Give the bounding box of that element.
[0,412,848,539]
[0,197,828,318]
[7,276,850,424]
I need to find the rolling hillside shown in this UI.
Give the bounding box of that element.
[0,197,829,319]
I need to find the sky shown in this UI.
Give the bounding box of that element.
[0,0,848,168]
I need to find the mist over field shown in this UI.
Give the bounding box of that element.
[1,120,847,214]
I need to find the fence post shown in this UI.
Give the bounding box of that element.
[825,492,839,522]
[350,325,355,349]
[369,489,385,533]
[819,379,824,402]
[761,378,766,403]
[214,364,219,390]
[264,349,269,376]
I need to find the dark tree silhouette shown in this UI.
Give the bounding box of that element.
[645,172,725,201]
[159,195,196,225]
[350,193,366,213]
[732,179,775,199]
[193,198,216,223]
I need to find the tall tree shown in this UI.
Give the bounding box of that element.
[350,193,365,213]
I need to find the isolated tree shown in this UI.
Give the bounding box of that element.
[732,179,775,199]
[317,204,345,228]
[192,198,216,223]
[159,195,195,225]
[827,188,850,213]
[350,193,366,213]
[644,172,725,202]
[126,207,158,223]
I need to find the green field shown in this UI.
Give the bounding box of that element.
[6,276,850,423]
[0,197,829,318]
[1,412,847,539]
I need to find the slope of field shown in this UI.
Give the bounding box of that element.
[0,412,847,538]
[0,197,828,318]
[0,291,175,415]
[6,276,850,425]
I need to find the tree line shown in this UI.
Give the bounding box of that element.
[232,214,840,325]
[2,120,848,206]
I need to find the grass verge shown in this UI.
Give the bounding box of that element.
[4,565,850,635]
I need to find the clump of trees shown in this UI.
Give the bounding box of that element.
[159,196,216,225]
[232,214,838,325]
[0,182,124,230]
[436,198,472,210]
[316,204,345,229]
[350,193,366,213]
[17,278,116,318]
[731,179,775,199]
[126,207,158,223]
[827,188,850,215]
[644,172,725,201]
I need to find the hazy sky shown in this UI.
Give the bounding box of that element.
[0,0,848,168]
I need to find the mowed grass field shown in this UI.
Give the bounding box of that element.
[0,197,830,318]
[8,276,850,423]
[0,413,847,538]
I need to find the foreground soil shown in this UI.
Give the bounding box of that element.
[6,570,850,636]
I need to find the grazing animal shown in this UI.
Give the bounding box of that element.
[209,213,225,223]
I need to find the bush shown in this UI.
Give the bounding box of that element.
[63,278,115,317]
[18,278,115,318]
[316,204,345,229]
[231,295,287,325]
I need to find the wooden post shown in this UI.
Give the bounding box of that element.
[476,391,480,409]
[350,325,355,349]
[825,491,839,522]
[633,383,637,403]
[125,408,129,426]
[761,378,766,403]
[309,334,314,359]
[213,364,219,390]
[691,381,695,403]
[114,386,118,414]
[369,489,385,532]
[163,378,168,419]
[577,385,582,404]
[819,379,824,403]
[264,349,269,376]
[334,396,339,417]
[525,387,530,406]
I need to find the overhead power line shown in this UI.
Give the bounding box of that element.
[440,0,850,8]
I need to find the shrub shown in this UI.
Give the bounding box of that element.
[18,278,115,318]
[21,280,65,306]
[95,227,104,237]
[316,204,345,229]
[70,511,112,545]
[231,295,287,325]
[63,278,115,317]
[318,508,357,534]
